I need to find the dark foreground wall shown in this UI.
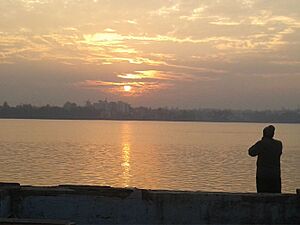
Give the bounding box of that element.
[0,183,299,224]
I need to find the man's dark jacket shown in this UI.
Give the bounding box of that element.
[248,137,282,193]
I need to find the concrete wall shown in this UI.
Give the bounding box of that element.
[0,183,299,224]
[0,183,20,218]
[0,190,10,218]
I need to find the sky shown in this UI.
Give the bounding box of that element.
[0,0,300,109]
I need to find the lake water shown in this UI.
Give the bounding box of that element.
[0,119,299,193]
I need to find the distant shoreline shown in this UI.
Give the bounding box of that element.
[1,117,300,124]
[1,100,300,124]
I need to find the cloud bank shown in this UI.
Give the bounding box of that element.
[0,0,300,109]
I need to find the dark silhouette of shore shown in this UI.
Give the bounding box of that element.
[1,100,300,123]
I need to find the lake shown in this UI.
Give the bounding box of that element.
[0,119,299,193]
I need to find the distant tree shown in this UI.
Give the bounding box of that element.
[63,101,77,110]
[85,100,93,108]
[2,101,10,108]
[0,100,299,123]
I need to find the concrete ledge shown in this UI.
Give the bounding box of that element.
[0,218,74,225]
[0,183,299,224]
[0,184,20,188]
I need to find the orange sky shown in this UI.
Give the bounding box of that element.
[0,0,300,109]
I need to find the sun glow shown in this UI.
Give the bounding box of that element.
[123,85,132,92]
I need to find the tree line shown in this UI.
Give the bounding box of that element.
[0,100,300,123]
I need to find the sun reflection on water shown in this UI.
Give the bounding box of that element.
[121,123,131,187]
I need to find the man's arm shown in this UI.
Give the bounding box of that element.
[278,140,283,156]
[248,141,261,157]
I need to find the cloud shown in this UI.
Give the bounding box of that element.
[152,3,180,16]
[117,70,197,81]
[78,78,172,96]
[77,67,219,99]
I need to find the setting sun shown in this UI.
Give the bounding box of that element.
[124,85,132,92]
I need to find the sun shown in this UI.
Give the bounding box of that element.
[123,85,132,92]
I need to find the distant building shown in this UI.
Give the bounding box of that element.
[93,100,107,111]
[117,101,131,114]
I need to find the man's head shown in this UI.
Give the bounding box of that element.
[263,125,275,138]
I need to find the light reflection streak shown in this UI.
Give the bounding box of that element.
[121,123,131,187]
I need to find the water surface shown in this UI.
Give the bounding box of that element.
[0,119,299,193]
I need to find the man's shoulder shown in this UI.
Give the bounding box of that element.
[273,139,282,144]
[261,138,282,146]
[272,139,283,148]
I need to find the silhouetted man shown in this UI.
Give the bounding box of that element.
[248,125,282,193]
